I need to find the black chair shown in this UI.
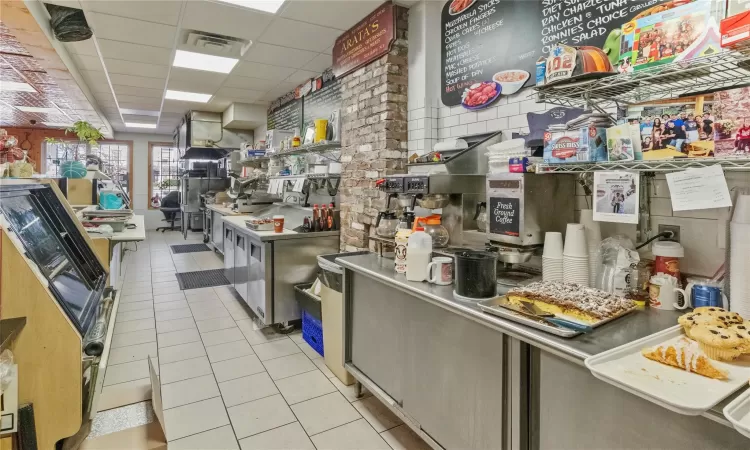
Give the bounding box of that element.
[156,191,181,232]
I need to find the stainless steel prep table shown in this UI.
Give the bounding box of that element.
[337,253,749,450]
[221,215,339,325]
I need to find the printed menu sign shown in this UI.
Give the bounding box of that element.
[489,197,520,236]
[303,78,342,130]
[440,0,671,107]
[333,1,396,78]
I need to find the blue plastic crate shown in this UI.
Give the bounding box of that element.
[302,310,324,357]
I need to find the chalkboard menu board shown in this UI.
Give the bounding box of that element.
[440,0,671,107]
[303,78,342,129]
[267,98,302,131]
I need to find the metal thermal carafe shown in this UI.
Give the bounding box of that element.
[486,173,575,263]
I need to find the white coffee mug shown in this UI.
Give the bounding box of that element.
[648,274,679,310]
[427,257,453,286]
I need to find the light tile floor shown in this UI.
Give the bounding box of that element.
[95,231,430,450]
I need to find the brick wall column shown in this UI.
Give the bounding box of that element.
[339,6,409,251]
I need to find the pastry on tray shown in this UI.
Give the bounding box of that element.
[678,309,744,339]
[641,338,728,380]
[690,324,746,361]
[506,281,635,324]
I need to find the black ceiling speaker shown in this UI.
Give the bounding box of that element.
[45,3,92,42]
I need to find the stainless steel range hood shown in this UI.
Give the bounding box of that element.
[176,111,252,160]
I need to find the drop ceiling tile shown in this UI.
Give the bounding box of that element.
[97,39,173,65]
[321,44,334,55]
[241,43,317,69]
[169,67,227,86]
[70,54,105,72]
[233,61,295,81]
[204,97,233,113]
[166,79,218,95]
[115,94,162,108]
[87,0,183,26]
[112,84,164,99]
[104,59,169,79]
[221,75,278,91]
[257,18,341,53]
[214,87,264,102]
[280,1,382,31]
[87,13,177,49]
[302,53,332,73]
[79,69,110,85]
[181,1,274,41]
[109,73,165,90]
[286,69,318,85]
[162,99,211,114]
[63,39,99,57]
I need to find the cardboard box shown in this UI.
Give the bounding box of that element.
[721,10,750,48]
[543,130,588,163]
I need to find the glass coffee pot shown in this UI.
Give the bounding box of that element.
[474,202,488,232]
[413,215,449,248]
[375,211,399,238]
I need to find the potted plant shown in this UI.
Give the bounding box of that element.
[715,119,736,140]
[45,121,105,178]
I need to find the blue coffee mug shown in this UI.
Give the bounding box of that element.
[675,282,727,310]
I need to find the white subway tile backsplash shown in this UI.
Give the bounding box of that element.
[450,124,468,137]
[508,114,528,129]
[408,140,417,151]
[411,129,425,140]
[519,99,545,114]
[438,127,451,139]
[467,121,487,135]
[412,108,425,120]
[442,115,459,128]
[460,112,478,125]
[423,126,433,138]
[496,102,520,118]
[477,108,497,121]
[440,106,451,118]
[486,117,509,132]
[415,118,425,130]
[450,106,464,116]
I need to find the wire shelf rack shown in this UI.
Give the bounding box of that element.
[275,141,341,156]
[535,50,750,109]
[535,158,750,173]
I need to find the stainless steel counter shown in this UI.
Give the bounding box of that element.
[338,253,745,446]
[336,253,680,363]
[222,215,339,242]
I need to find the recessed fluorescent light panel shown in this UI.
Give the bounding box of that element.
[165,90,212,103]
[120,108,160,117]
[43,122,73,128]
[1,81,36,92]
[14,106,62,114]
[125,123,157,129]
[215,0,285,14]
[173,50,238,74]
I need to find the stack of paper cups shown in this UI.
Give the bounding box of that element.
[543,232,564,282]
[563,223,590,286]
[579,210,602,288]
[730,195,750,315]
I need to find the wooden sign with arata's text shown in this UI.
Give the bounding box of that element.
[332,1,396,78]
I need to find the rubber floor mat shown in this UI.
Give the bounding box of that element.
[176,269,230,290]
[171,243,211,254]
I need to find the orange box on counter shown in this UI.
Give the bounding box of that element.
[721,11,750,49]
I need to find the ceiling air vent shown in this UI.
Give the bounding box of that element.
[181,30,252,58]
[45,3,92,42]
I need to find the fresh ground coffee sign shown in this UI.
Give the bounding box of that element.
[332,1,396,78]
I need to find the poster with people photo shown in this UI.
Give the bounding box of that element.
[593,171,640,224]
[713,86,750,157]
[636,105,714,156]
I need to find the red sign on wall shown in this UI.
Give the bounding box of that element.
[332,1,396,78]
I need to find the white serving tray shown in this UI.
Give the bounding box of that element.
[723,388,750,439]
[585,325,750,416]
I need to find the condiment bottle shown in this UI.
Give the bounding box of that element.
[406,227,432,282]
[312,205,320,232]
[327,203,335,230]
[394,228,412,274]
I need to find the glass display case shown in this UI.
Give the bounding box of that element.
[0,183,107,335]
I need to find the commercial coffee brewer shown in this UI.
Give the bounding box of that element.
[486,172,575,264]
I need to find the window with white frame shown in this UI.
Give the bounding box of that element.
[43,140,131,196]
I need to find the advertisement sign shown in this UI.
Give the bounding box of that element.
[332,1,396,78]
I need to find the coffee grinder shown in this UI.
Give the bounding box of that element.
[486,172,575,289]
